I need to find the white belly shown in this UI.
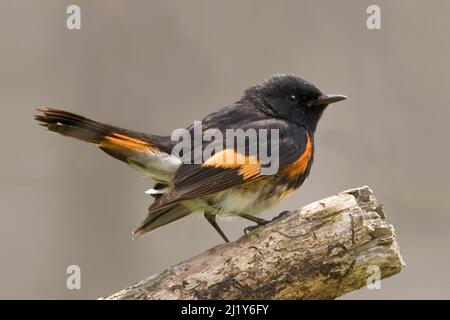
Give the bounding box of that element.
[182,180,293,218]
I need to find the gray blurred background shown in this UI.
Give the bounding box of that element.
[0,0,449,299]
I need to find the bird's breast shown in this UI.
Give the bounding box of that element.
[207,176,296,217]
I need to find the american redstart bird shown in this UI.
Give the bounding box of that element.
[35,74,346,242]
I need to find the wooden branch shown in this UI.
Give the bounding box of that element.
[106,186,405,300]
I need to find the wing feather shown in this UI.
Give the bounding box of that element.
[148,120,310,212]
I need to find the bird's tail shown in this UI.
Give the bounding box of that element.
[35,107,113,144]
[35,107,179,182]
[132,204,191,239]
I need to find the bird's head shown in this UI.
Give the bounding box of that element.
[244,74,346,132]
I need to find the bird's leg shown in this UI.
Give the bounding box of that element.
[204,213,230,243]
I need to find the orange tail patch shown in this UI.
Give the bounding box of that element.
[101,132,158,153]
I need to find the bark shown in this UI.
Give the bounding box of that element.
[106,186,405,300]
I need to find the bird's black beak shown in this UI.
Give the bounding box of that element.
[310,94,347,106]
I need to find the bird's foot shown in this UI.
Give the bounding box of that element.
[243,211,291,235]
[243,220,270,235]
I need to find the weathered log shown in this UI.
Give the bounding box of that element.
[106,186,404,300]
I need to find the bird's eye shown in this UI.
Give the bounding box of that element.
[287,94,299,103]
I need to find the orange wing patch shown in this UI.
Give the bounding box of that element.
[282,132,313,178]
[101,132,158,153]
[202,149,260,180]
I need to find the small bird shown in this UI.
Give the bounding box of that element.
[35,74,346,242]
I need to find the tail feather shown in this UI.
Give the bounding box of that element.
[35,107,112,144]
[132,204,191,239]
[35,107,180,183]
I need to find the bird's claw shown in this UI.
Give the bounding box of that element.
[244,225,260,235]
[271,210,291,221]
